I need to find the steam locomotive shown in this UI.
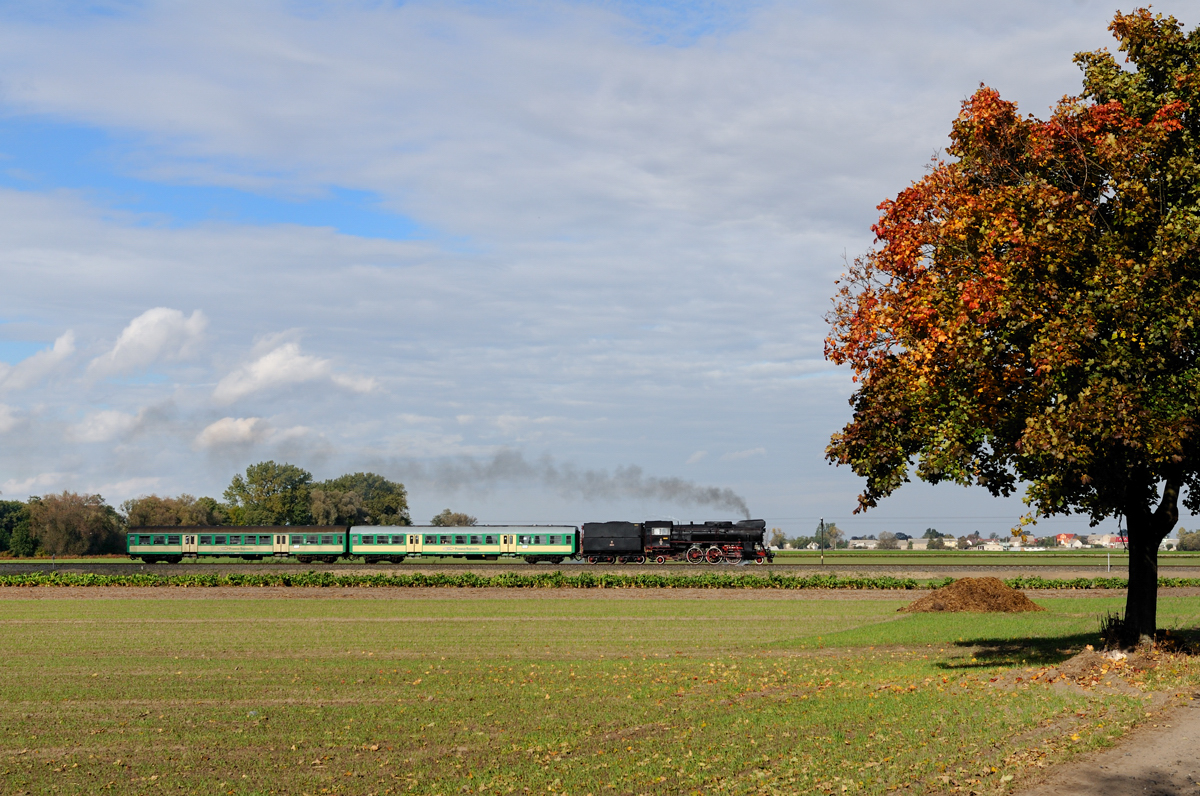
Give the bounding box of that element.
[125,519,772,565]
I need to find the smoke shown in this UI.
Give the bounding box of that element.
[390,450,751,519]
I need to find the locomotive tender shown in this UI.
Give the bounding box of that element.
[126,518,770,565]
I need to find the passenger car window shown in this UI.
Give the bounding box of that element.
[167,535,181,545]
[362,535,374,545]
[305,535,318,545]
[199,535,212,545]
[321,535,334,545]
[485,536,495,544]
[214,535,227,544]
[424,535,436,544]
[518,535,530,545]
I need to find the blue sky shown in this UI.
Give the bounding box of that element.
[0,0,1192,537]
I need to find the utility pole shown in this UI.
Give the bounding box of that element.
[818,518,825,567]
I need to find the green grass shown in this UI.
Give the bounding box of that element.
[2,595,1200,795]
[774,549,1200,568]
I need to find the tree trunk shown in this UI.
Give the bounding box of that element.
[1121,476,1181,646]
[1123,520,1160,645]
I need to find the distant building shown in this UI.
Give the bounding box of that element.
[848,539,878,550]
[1055,533,1077,546]
[1160,538,1179,551]
[981,541,1004,551]
[909,539,929,551]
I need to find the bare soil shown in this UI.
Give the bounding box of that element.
[900,576,1045,613]
[1015,697,1200,795]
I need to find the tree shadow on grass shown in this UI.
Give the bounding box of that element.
[935,632,1101,670]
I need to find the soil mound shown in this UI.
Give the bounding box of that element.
[899,576,1045,613]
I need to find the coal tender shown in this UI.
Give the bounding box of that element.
[581,519,772,565]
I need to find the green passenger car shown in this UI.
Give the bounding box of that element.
[127,530,184,564]
[127,525,348,563]
[349,525,578,564]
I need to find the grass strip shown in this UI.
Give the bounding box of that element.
[3,570,1200,589]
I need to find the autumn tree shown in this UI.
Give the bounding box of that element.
[122,494,227,527]
[1178,528,1200,551]
[430,509,477,527]
[224,461,314,526]
[826,9,1200,643]
[877,531,900,550]
[28,492,124,556]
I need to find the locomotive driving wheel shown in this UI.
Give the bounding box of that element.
[754,555,766,565]
[654,555,667,564]
[686,546,705,564]
[705,546,723,564]
[634,555,646,564]
[587,555,598,564]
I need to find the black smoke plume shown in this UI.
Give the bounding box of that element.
[391,450,750,519]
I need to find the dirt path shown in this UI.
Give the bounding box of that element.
[1015,699,1200,796]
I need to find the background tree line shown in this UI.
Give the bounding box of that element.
[0,461,420,558]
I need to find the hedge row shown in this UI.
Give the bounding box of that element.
[0,571,929,589]
[1,570,1199,589]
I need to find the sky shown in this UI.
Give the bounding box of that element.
[0,0,1196,538]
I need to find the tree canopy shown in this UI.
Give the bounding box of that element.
[314,472,411,526]
[122,494,227,527]
[224,461,315,526]
[28,492,124,556]
[430,509,477,527]
[825,9,1200,641]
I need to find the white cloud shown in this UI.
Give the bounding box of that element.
[722,448,766,461]
[0,404,18,434]
[193,416,266,448]
[88,307,207,378]
[686,450,707,465]
[1,472,67,497]
[213,342,374,404]
[0,331,75,392]
[86,476,162,501]
[331,373,378,393]
[66,409,141,443]
[193,415,312,450]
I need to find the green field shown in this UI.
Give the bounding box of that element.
[772,549,1200,568]
[2,593,1200,795]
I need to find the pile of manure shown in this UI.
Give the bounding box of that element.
[899,576,1045,613]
